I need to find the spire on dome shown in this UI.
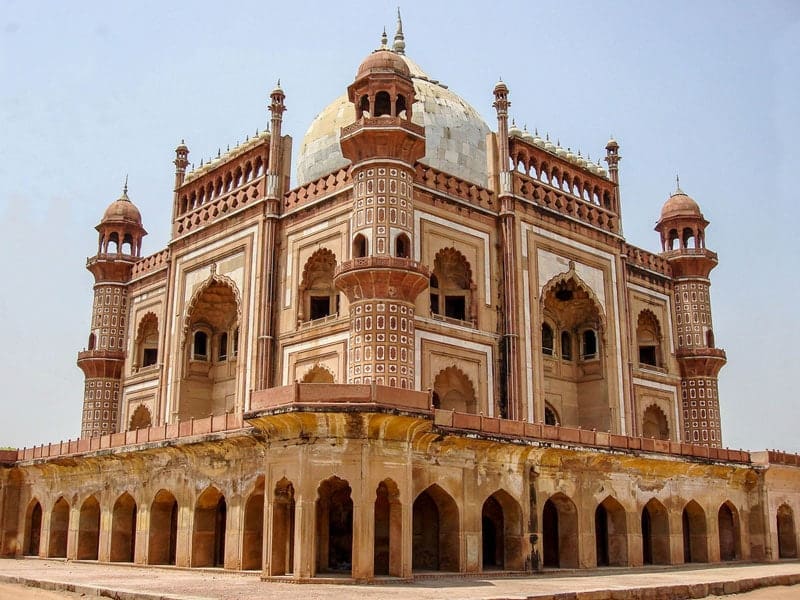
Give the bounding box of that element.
[674,174,684,195]
[393,8,405,55]
[380,27,388,49]
[121,175,129,200]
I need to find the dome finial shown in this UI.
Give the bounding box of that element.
[380,27,388,49]
[393,7,405,55]
[675,173,683,194]
[121,174,129,200]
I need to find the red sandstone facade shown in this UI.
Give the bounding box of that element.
[2,16,799,584]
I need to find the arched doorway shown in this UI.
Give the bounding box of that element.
[242,478,265,570]
[718,501,740,561]
[542,493,579,568]
[641,499,670,565]
[192,487,227,567]
[374,479,402,577]
[412,484,460,572]
[25,499,42,556]
[777,504,797,559]
[682,500,708,563]
[595,496,627,567]
[480,490,524,571]
[110,492,137,562]
[270,478,295,576]
[48,497,69,558]
[77,496,101,560]
[315,476,353,575]
[149,490,178,565]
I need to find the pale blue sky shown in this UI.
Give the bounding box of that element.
[1,1,798,451]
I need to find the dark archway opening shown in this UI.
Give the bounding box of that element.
[316,477,353,574]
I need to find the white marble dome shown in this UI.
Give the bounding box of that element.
[296,55,492,188]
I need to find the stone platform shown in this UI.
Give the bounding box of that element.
[2,558,800,600]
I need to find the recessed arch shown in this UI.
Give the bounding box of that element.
[301,364,335,383]
[542,493,579,568]
[129,404,152,430]
[595,496,627,567]
[682,500,708,563]
[637,309,663,368]
[242,476,265,570]
[110,492,137,562]
[77,495,101,560]
[641,404,669,440]
[433,366,477,414]
[192,486,227,567]
[777,504,797,559]
[24,498,42,556]
[642,498,670,565]
[481,489,524,571]
[48,497,69,558]
[271,477,296,576]
[374,479,402,577]
[718,501,741,561]
[299,248,338,323]
[430,247,475,324]
[412,484,460,572]
[149,490,178,565]
[315,476,353,575]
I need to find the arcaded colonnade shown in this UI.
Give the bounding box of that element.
[2,413,799,581]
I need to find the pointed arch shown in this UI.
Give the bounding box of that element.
[637,309,663,368]
[412,484,460,572]
[299,248,338,323]
[433,366,477,414]
[135,312,159,369]
[540,269,606,326]
[481,489,524,571]
[48,497,69,558]
[77,495,101,560]
[374,478,402,577]
[642,498,670,565]
[542,492,579,568]
[430,247,475,324]
[301,364,335,383]
[180,275,242,420]
[110,492,137,562]
[129,404,152,430]
[718,501,741,561]
[682,500,708,563]
[192,486,227,567]
[149,490,178,565]
[595,496,628,567]
[315,476,353,575]
[242,476,265,570]
[270,477,296,576]
[641,404,669,440]
[24,498,42,556]
[777,504,797,559]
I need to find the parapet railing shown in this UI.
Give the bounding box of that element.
[249,383,431,413]
[434,409,751,464]
[12,413,245,463]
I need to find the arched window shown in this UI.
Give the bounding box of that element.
[433,366,477,414]
[637,311,662,368]
[582,329,598,359]
[359,95,370,118]
[374,91,391,117]
[561,331,572,361]
[544,404,559,426]
[136,313,159,369]
[300,249,338,323]
[396,95,407,118]
[353,234,367,258]
[217,332,228,361]
[541,323,554,356]
[430,248,474,324]
[232,327,240,357]
[192,330,208,360]
[395,233,410,258]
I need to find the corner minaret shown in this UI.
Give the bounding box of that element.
[334,44,428,389]
[76,182,146,438]
[655,181,726,447]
